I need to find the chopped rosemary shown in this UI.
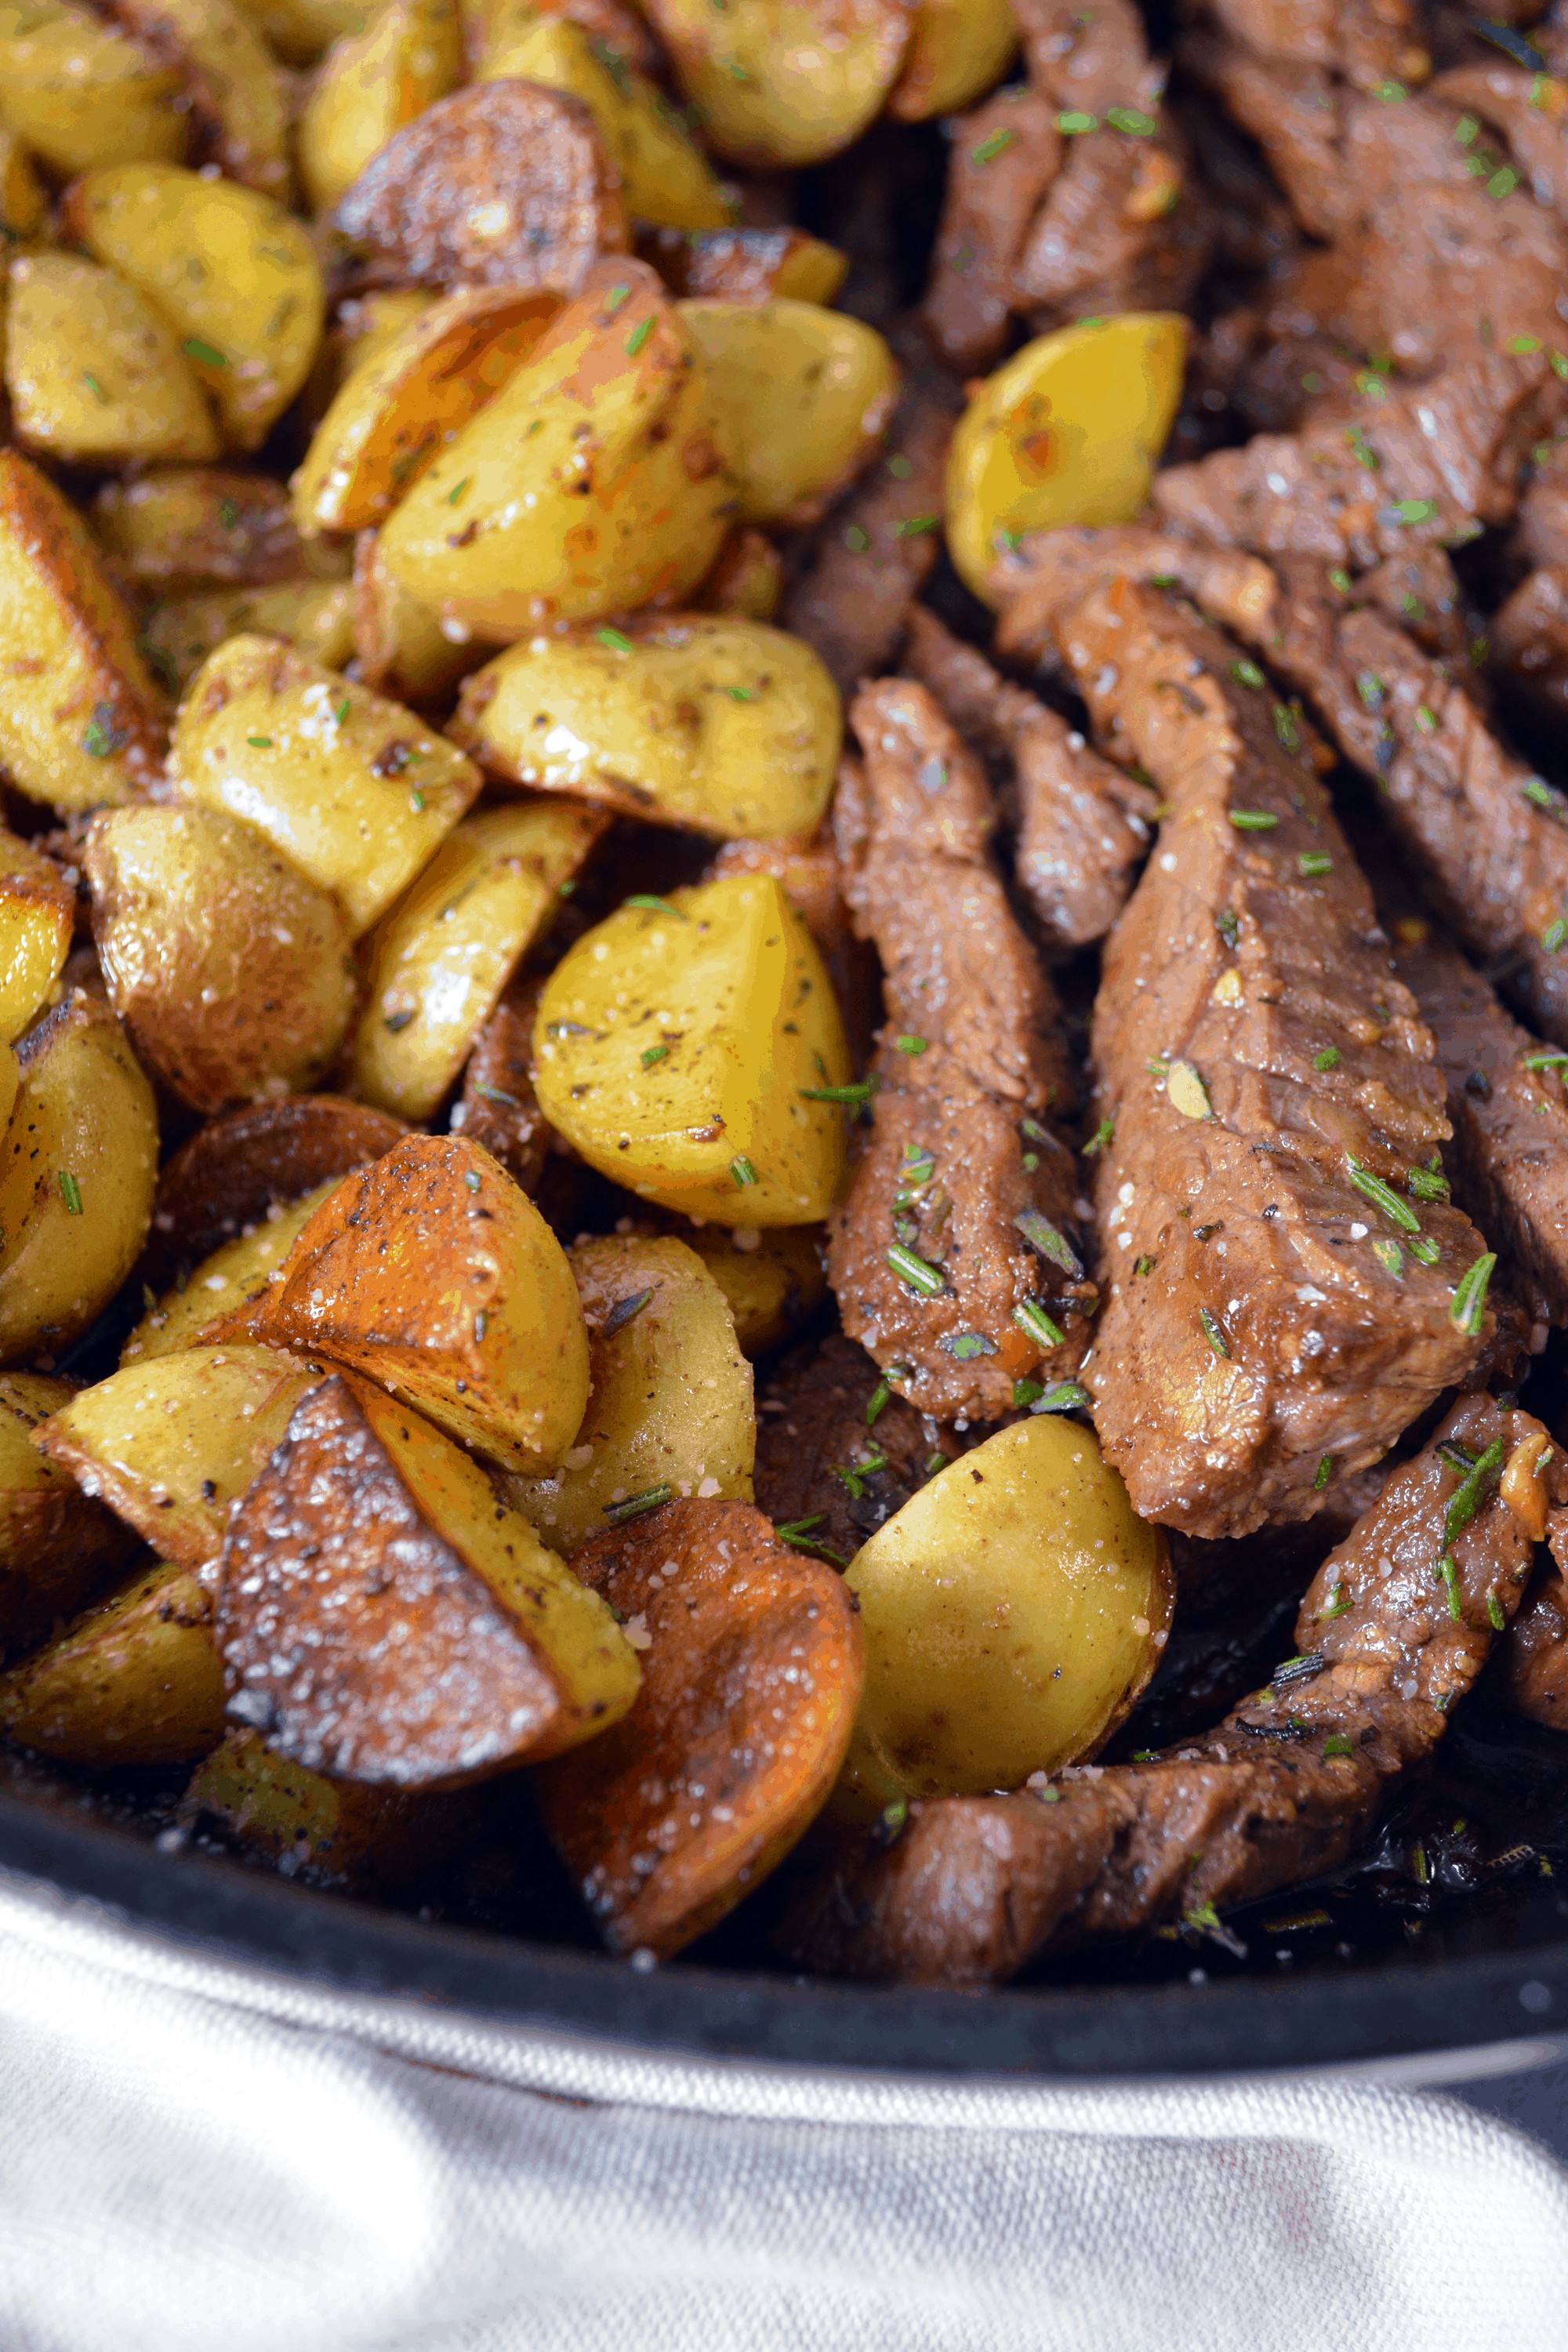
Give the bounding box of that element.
[1013,1300,1065,1349]
[1229,808,1279,830]
[887,1241,946,1296]
[1407,1156,1450,1201]
[1408,1236,1441,1265]
[57,1172,82,1215]
[602,1483,672,1523]
[1083,1116,1115,1156]
[625,317,652,356]
[1013,1208,1083,1276]
[1314,1046,1341,1071]
[730,1156,757,1187]
[1316,1454,1334,1490]
[1298,851,1333,877]
[1013,1376,1045,1410]
[641,1044,668,1067]
[597,626,634,653]
[1443,1435,1505,1551]
[1198,1306,1229,1358]
[1370,1236,1403,1277]
[601,1287,654,1337]
[1346,1155,1421,1232]
[1229,658,1265,688]
[1029,1381,1091,1414]
[942,1330,996,1361]
[625,894,687,919]
[1450,1251,1497,1334]
[1323,1733,1355,1759]
[895,1034,927,1054]
[799,1079,877,1104]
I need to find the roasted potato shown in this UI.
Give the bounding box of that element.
[0,0,186,177]
[0,993,158,1368]
[298,0,463,216]
[886,0,1016,121]
[92,469,347,593]
[639,0,912,169]
[113,0,292,199]
[0,451,169,813]
[641,225,848,307]
[351,797,604,1120]
[692,527,783,622]
[125,1178,341,1362]
[0,1559,225,1767]
[0,1373,138,1655]
[536,1497,863,1954]
[65,164,326,450]
[303,288,436,421]
[0,127,49,245]
[232,0,369,65]
[350,532,476,703]
[676,1219,826,1356]
[5,252,220,466]
[837,1416,1173,1820]
[681,298,898,526]
[379,258,737,637]
[532,873,853,1225]
[217,1134,591,1472]
[169,633,481,936]
[947,314,1188,605]
[141,582,357,693]
[185,1726,478,1889]
[506,1233,753,1555]
[452,970,549,1191]
[216,1370,639,1784]
[0,832,74,1046]
[452,617,841,840]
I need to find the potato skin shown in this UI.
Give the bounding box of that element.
[681,298,899,528]
[0,1558,226,1768]
[113,0,292,200]
[6,251,220,466]
[0,1372,138,1657]
[886,0,1016,121]
[640,0,913,169]
[86,804,358,1114]
[0,831,74,1047]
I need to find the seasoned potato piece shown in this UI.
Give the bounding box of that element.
[93,470,345,593]
[0,452,169,813]
[692,527,783,622]
[379,258,736,636]
[454,971,549,1190]
[537,1497,863,1954]
[453,617,841,840]
[681,299,898,527]
[642,225,848,307]
[0,0,186,177]
[887,0,1016,121]
[185,1726,479,1889]
[218,1134,590,1472]
[141,581,356,694]
[0,1559,224,1767]
[351,532,476,703]
[837,1417,1172,1820]
[37,1343,321,1572]
[114,0,291,198]
[125,1178,339,1363]
[233,0,369,65]
[0,994,157,1368]
[506,1234,753,1555]
[0,833,74,1046]
[641,0,911,169]
[170,633,480,937]
[678,1220,826,1356]
[66,165,326,450]
[0,1373,138,1655]
[5,252,217,466]
[216,1372,638,1784]
[946,314,1188,605]
[0,129,48,245]
[292,285,560,537]
[305,289,436,422]
[533,874,851,1225]
[298,0,463,215]
[85,806,358,1115]
[352,798,604,1121]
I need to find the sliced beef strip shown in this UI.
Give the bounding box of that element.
[900,606,1152,955]
[1012,0,1153,115]
[990,523,1277,684]
[1490,561,1568,722]
[1348,178,1568,377]
[1511,434,1568,568]
[1356,545,1474,667]
[827,681,1094,1421]
[1432,61,1568,216]
[1012,101,1213,336]
[781,1392,1550,1983]
[924,84,1062,375]
[1198,0,1429,89]
[1055,579,1488,1537]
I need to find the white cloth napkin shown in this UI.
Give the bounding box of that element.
[1,1863,1566,2352]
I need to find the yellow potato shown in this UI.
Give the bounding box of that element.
[506,1233,753,1555]
[0,1372,138,1655]
[0,993,158,1368]
[0,0,186,177]
[352,798,604,1121]
[837,1415,1173,1820]
[292,284,560,538]
[65,164,326,450]
[379,258,738,637]
[677,1219,825,1355]
[0,1559,225,1768]
[680,298,898,527]
[641,0,912,168]
[0,129,49,244]
[303,289,437,426]
[452,616,841,840]
[6,251,217,469]
[0,831,74,1046]
[0,450,169,813]
[123,1179,340,1363]
[169,633,481,936]
[351,531,476,703]
[297,0,463,215]
[93,468,348,594]
[185,1726,479,1889]
[141,581,357,694]
[532,872,851,1225]
[231,0,370,64]
[946,313,1188,606]
[114,0,292,199]
[887,0,1016,121]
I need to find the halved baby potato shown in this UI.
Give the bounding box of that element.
[236,0,370,66]
[639,0,911,169]
[0,0,186,178]
[680,298,898,528]
[887,0,1016,121]
[123,1178,341,1363]
[0,1558,226,1767]
[297,0,463,214]
[0,832,74,1047]
[141,580,358,693]
[5,252,219,466]
[0,1372,138,1655]
[185,1726,480,1889]
[674,1218,826,1356]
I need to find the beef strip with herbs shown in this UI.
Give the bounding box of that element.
[1196,0,1429,89]
[1503,1502,1568,1732]
[1491,563,1568,724]
[781,1394,1552,1983]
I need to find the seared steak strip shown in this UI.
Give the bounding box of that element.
[924,84,1062,375]
[752,1330,964,1570]
[1196,0,1429,91]
[991,523,1278,679]
[1503,1503,1568,1733]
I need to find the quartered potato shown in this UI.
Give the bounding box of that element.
[186,1726,479,1889]
[0,1559,225,1767]
[681,299,898,527]
[0,1373,138,1655]
[93,468,346,593]
[351,797,604,1121]
[169,633,481,936]
[85,806,358,1115]
[215,1371,639,1784]
[0,833,74,1046]
[452,617,841,840]
[218,1134,590,1472]
[298,0,463,216]
[0,993,158,1368]
[114,0,292,200]
[946,313,1188,605]
[0,451,169,813]
[65,165,326,450]
[125,1178,340,1362]
[0,0,186,178]
[304,289,436,420]
[643,225,849,308]
[0,127,49,245]
[5,252,219,466]
[532,873,852,1225]
[351,532,476,703]
[837,1417,1173,1820]
[379,259,737,637]
[675,1220,826,1356]
[506,1233,754,1555]
[142,582,357,694]
[887,0,1016,121]
[640,0,913,169]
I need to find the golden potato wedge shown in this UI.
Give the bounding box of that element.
[298,0,463,215]
[65,164,326,450]
[85,804,358,1115]
[351,532,477,703]
[641,0,911,169]
[0,993,157,1368]
[641,225,849,308]
[216,1371,638,1784]
[452,616,841,840]
[140,580,357,694]
[0,0,187,177]
[887,0,1016,121]
[125,1178,341,1363]
[5,252,219,466]
[677,1218,826,1356]
[35,1342,322,1572]
[352,797,604,1121]
[0,1559,225,1767]
[217,1133,590,1472]
[303,289,436,424]
[231,0,369,64]
[0,451,169,813]
[169,633,481,936]
[681,298,898,528]
[506,1234,753,1555]
[948,314,1188,605]
[0,832,74,1047]
[185,1726,480,1888]
[379,257,737,637]
[114,0,292,198]
[0,128,48,245]
[537,1497,863,1954]
[0,1372,139,1655]
[93,469,347,593]
[837,1416,1173,1820]
[532,873,852,1226]
[292,284,560,538]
